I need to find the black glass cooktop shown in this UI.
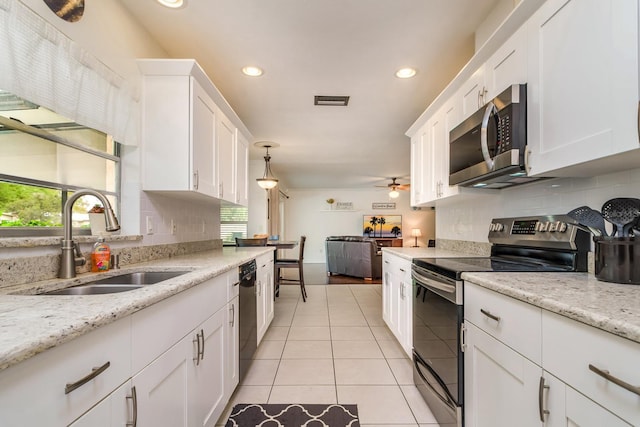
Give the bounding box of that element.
[413,256,575,280]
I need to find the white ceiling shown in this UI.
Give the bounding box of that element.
[120,0,499,189]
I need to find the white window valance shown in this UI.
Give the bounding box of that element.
[0,1,137,145]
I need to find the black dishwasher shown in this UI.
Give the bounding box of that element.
[238,260,257,380]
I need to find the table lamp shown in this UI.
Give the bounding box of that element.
[411,228,422,247]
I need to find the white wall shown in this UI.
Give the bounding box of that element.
[475,0,520,51]
[280,188,435,263]
[436,167,640,243]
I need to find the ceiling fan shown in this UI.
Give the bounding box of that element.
[376,177,410,198]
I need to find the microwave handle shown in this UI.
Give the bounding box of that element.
[480,101,498,170]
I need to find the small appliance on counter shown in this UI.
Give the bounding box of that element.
[568,198,640,284]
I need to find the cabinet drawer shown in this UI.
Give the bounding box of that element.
[0,317,131,427]
[464,282,541,364]
[543,311,640,425]
[132,275,227,372]
[226,269,239,301]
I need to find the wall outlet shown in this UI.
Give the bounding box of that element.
[146,216,154,234]
[170,219,177,235]
[201,220,206,234]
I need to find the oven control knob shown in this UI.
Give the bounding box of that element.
[537,221,549,232]
[494,223,505,232]
[489,223,495,232]
[548,222,558,232]
[556,221,568,233]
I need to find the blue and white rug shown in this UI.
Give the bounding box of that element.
[225,403,360,427]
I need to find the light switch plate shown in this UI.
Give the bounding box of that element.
[146,216,154,234]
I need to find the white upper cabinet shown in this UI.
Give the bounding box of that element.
[484,24,528,101]
[235,132,249,206]
[526,0,640,177]
[139,59,251,205]
[216,109,236,203]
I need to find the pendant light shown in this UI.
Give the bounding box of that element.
[256,142,279,190]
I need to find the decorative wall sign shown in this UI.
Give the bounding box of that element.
[335,202,353,210]
[372,202,395,209]
[363,214,402,238]
[43,0,85,22]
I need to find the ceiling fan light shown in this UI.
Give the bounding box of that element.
[389,189,400,198]
[157,0,185,9]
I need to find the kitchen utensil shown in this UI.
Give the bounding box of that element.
[567,206,607,236]
[601,198,640,237]
[594,236,640,285]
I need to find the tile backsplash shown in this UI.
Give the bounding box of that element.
[437,167,640,242]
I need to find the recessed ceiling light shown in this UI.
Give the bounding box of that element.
[242,66,264,77]
[395,68,417,79]
[157,0,185,8]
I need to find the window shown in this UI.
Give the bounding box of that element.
[0,91,120,236]
[220,206,248,245]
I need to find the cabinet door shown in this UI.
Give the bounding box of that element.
[397,265,412,357]
[191,78,217,197]
[216,109,236,202]
[459,65,486,121]
[190,308,226,427]
[382,258,392,324]
[133,335,190,427]
[527,0,639,177]
[70,381,133,427]
[235,133,249,206]
[256,254,274,344]
[410,131,423,207]
[464,322,542,427]
[544,372,631,427]
[226,296,240,398]
[485,24,527,99]
[420,118,437,203]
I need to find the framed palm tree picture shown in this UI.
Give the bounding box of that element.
[363,215,402,238]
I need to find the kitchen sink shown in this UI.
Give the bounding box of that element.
[41,271,190,295]
[45,284,143,295]
[89,271,190,285]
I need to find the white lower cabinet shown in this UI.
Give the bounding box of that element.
[69,380,134,427]
[465,281,640,427]
[381,252,412,357]
[464,322,542,427]
[256,252,274,345]
[0,267,245,427]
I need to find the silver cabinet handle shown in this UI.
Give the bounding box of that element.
[65,361,110,394]
[199,329,205,360]
[193,170,199,190]
[480,308,501,323]
[538,377,550,422]
[589,364,640,397]
[230,304,235,327]
[193,331,201,365]
[459,322,466,353]
[219,182,224,198]
[126,386,138,427]
[400,282,405,299]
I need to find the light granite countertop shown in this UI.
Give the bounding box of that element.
[381,246,484,260]
[462,272,640,344]
[0,247,273,372]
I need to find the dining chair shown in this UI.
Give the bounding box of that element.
[235,237,268,247]
[274,236,307,302]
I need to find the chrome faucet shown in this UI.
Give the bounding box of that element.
[59,189,120,278]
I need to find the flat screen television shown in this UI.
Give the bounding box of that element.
[363,215,402,238]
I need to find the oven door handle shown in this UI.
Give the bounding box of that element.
[412,270,456,295]
[413,354,458,411]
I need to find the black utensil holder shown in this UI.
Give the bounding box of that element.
[594,237,640,284]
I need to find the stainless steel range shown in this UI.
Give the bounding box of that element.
[411,215,590,427]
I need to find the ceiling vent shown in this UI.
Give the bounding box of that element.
[314,95,350,106]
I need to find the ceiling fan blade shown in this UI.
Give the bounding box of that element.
[396,184,410,190]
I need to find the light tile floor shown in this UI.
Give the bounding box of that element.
[216,279,440,427]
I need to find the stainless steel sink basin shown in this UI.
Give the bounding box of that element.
[45,284,143,295]
[90,271,190,285]
[41,271,190,295]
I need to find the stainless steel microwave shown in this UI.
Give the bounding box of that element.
[449,84,539,189]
